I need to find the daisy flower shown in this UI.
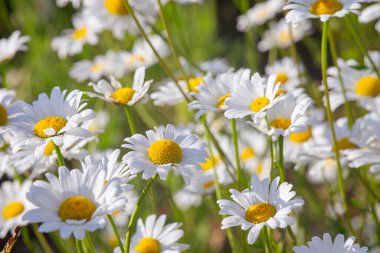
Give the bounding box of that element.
[122,124,208,183]
[265,57,304,92]
[11,87,94,157]
[115,214,189,253]
[293,233,368,253]
[237,0,284,31]
[224,73,281,121]
[56,0,81,8]
[258,19,312,52]
[359,1,380,33]
[0,31,30,63]
[284,0,362,24]
[0,181,32,238]
[150,79,188,106]
[189,69,251,118]
[22,165,127,240]
[259,94,311,137]
[0,89,27,133]
[218,174,304,244]
[52,13,100,59]
[200,58,230,74]
[88,67,152,106]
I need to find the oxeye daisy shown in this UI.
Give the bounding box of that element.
[265,58,303,93]
[0,31,30,63]
[150,79,188,106]
[115,214,189,253]
[237,0,284,31]
[284,0,362,24]
[52,14,100,59]
[258,94,311,137]
[189,69,251,118]
[224,73,281,121]
[293,233,368,253]
[22,165,127,240]
[218,174,304,245]
[11,87,94,158]
[122,124,208,183]
[0,180,32,238]
[88,67,152,106]
[0,89,26,132]
[359,1,380,33]
[258,19,312,52]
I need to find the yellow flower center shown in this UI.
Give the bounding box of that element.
[333,137,357,152]
[250,97,270,112]
[355,76,380,97]
[256,163,264,175]
[148,140,182,165]
[270,118,291,130]
[126,54,145,66]
[43,140,55,156]
[203,180,214,189]
[200,156,219,171]
[104,0,128,15]
[0,104,8,126]
[309,0,343,15]
[58,196,96,221]
[277,31,291,43]
[187,77,204,93]
[240,147,255,161]
[275,89,287,98]
[73,27,87,41]
[111,87,135,105]
[245,203,276,224]
[289,128,312,143]
[135,237,161,253]
[216,93,232,108]
[2,201,24,220]
[34,116,67,138]
[91,64,102,73]
[257,8,269,18]
[275,72,289,85]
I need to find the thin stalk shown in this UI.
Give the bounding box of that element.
[321,21,351,230]
[286,227,297,246]
[327,30,354,128]
[76,239,85,253]
[277,136,285,183]
[135,104,158,128]
[344,16,380,77]
[124,106,137,135]
[125,174,158,253]
[50,232,72,253]
[263,227,274,253]
[53,142,65,167]
[265,116,275,180]
[0,64,9,89]
[107,215,125,253]
[231,119,243,187]
[21,227,38,253]
[157,0,188,81]
[84,233,95,253]
[32,224,54,253]
[122,0,190,102]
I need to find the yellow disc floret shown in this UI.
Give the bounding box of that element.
[148,140,182,165]
[270,118,291,130]
[240,147,255,161]
[43,140,55,156]
[275,72,289,85]
[289,128,312,143]
[216,93,232,108]
[203,181,214,189]
[187,77,204,93]
[111,87,135,105]
[309,0,343,15]
[333,137,357,152]
[355,76,380,97]
[0,105,8,126]
[2,201,24,220]
[245,203,276,224]
[104,0,128,15]
[73,27,87,41]
[250,97,270,112]
[135,237,161,253]
[34,116,67,138]
[58,196,96,221]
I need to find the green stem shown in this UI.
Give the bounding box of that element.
[277,136,285,182]
[321,21,352,231]
[84,233,95,253]
[265,116,275,181]
[21,227,38,253]
[135,104,158,128]
[327,30,354,128]
[107,215,125,253]
[53,142,65,167]
[125,174,158,253]
[231,119,243,187]
[263,227,274,253]
[0,64,9,89]
[32,224,54,253]
[76,239,85,253]
[286,227,297,246]
[358,168,380,203]
[344,16,380,77]
[122,0,191,102]
[124,106,137,135]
